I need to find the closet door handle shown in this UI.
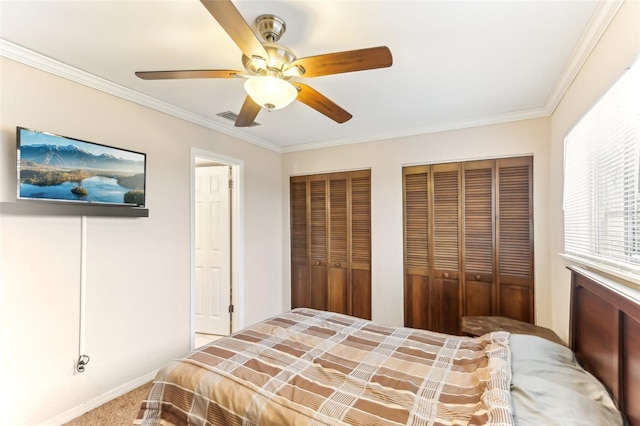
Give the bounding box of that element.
[443,272,450,278]
[475,275,482,280]
[334,263,341,267]
[316,261,321,266]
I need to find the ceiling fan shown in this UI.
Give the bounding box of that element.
[135,0,393,127]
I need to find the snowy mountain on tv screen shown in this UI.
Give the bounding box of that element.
[20,144,143,173]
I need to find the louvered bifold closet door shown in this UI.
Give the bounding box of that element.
[496,156,534,323]
[463,160,495,317]
[309,175,328,311]
[403,157,534,332]
[403,166,430,329]
[290,177,309,309]
[290,170,371,319]
[350,170,372,319]
[328,173,348,315]
[431,163,462,335]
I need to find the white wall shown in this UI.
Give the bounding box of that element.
[0,57,283,425]
[282,118,551,329]
[549,0,640,341]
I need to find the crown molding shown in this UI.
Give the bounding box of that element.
[0,39,283,154]
[543,0,624,115]
[281,107,549,153]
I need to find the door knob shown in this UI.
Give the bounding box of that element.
[443,272,450,278]
[334,263,341,267]
[475,275,481,280]
[316,261,321,266]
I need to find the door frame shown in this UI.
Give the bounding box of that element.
[190,148,244,349]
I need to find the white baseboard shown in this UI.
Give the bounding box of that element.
[40,370,158,426]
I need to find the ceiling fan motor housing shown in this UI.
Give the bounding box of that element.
[241,43,297,77]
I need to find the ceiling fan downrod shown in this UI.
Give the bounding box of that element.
[255,15,286,43]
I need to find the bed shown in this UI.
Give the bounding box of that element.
[135,266,639,425]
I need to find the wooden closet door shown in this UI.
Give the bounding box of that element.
[431,163,462,334]
[403,156,534,333]
[350,170,371,319]
[328,173,348,315]
[309,175,328,311]
[496,157,534,323]
[290,176,309,309]
[462,160,495,317]
[290,170,371,319]
[403,166,430,329]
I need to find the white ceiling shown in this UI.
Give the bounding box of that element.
[0,0,616,153]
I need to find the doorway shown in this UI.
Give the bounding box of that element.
[191,149,243,349]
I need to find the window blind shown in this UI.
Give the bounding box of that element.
[563,59,640,278]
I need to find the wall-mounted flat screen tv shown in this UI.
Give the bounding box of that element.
[17,127,146,207]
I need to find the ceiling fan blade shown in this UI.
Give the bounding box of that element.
[135,70,242,80]
[290,46,392,78]
[293,83,352,124]
[200,0,269,60]
[235,96,261,127]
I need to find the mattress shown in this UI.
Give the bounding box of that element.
[135,308,622,425]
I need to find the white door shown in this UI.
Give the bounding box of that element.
[195,165,231,335]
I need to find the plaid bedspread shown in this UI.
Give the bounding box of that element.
[135,308,513,426]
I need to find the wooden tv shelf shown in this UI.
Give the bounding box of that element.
[0,201,148,217]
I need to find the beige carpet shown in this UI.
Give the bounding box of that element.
[64,381,152,425]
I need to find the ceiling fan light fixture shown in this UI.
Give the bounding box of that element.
[244,76,298,110]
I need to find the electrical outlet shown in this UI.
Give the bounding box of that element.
[75,354,90,373]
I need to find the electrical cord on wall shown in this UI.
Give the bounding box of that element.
[77,216,89,373]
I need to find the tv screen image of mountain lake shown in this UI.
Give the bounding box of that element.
[18,131,145,206]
